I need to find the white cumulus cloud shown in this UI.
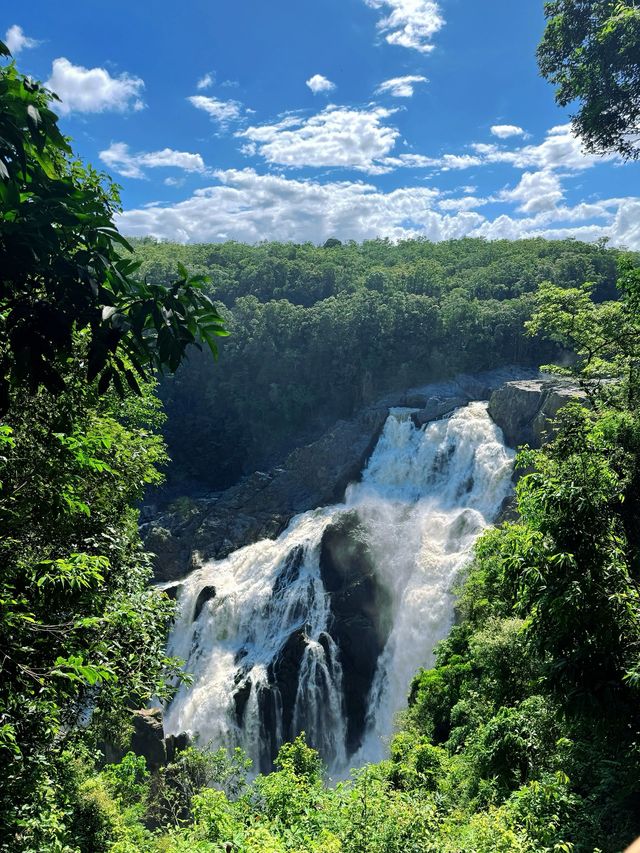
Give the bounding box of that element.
[116,168,481,244]
[306,74,336,94]
[188,94,245,126]
[115,169,640,250]
[235,119,607,180]
[497,170,564,214]
[474,125,615,172]
[438,196,488,212]
[364,0,445,52]
[402,125,614,178]
[381,152,483,171]
[607,199,640,249]
[238,105,400,173]
[490,124,526,139]
[196,72,215,90]
[45,57,145,114]
[99,142,207,179]
[5,24,39,55]
[375,75,428,97]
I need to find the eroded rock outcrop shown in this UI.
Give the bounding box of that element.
[104,709,190,772]
[488,377,588,449]
[230,624,313,772]
[131,708,166,770]
[319,511,393,754]
[193,585,216,621]
[411,395,467,428]
[219,509,398,768]
[144,405,390,582]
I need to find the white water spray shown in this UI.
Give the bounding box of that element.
[164,402,513,773]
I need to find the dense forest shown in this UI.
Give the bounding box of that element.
[7,257,640,853]
[3,1,640,851]
[140,237,620,494]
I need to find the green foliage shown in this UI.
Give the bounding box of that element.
[0,46,228,851]
[102,752,150,808]
[3,27,640,853]
[0,52,228,415]
[537,0,640,159]
[142,236,623,492]
[505,772,582,852]
[525,263,640,409]
[388,731,446,792]
[252,735,324,833]
[0,372,185,849]
[147,744,251,828]
[403,258,640,851]
[333,767,439,853]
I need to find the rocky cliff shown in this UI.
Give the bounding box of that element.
[488,376,588,449]
[143,366,539,582]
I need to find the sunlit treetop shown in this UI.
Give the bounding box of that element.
[538,0,640,160]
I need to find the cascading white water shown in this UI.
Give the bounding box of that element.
[163,402,514,774]
[163,509,347,772]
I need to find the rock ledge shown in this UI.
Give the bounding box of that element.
[488,377,587,449]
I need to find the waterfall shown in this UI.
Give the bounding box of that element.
[163,402,514,774]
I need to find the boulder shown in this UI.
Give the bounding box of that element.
[144,524,198,583]
[411,395,467,428]
[131,708,167,771]
[403,392,431,408]
[162,582,183,601]
[102,709,189,771]
[193,585,216,621]
[488,378,588,449]
[165,731,190,764]
[232,675,252,728]
[531,385,588,443]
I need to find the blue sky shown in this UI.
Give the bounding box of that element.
[4,1,640,247]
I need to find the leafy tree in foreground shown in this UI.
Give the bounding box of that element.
[538,0,640,159]
[0,43,227,415]
[0,43,228,850]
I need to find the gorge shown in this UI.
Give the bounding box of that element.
[4,8,639,841]
[160,396,516,774]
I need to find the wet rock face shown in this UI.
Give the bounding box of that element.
[319,511,393,754]
[272,546,305,596]
[229,511,394,771]
[143,407,389,583]
[269,628,310,740]
[163,582,183,601]
[411,395,467,428]
[230,624,312,773]
[488,378,588,449]
[193,585,216,621]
